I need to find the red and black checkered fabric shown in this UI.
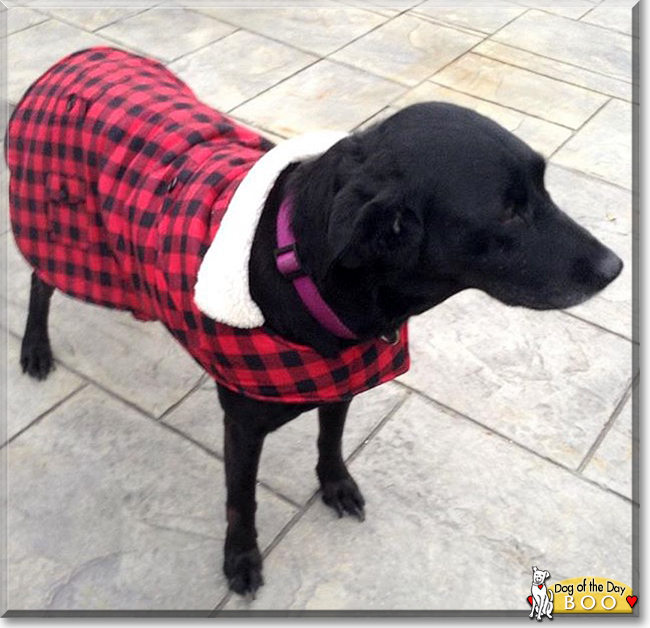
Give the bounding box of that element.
[6,47,409,404]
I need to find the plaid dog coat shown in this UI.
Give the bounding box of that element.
[7,47,409,404]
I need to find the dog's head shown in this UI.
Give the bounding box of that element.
[295,102,623,332]
[532,566,550,585]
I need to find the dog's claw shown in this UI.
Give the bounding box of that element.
[321,477,366,522]
[224,547,264,598]
[20,340,55,380]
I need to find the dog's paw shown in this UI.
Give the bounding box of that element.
[224,547,264,598]
[321,477,365,522]
[20,339,55,380]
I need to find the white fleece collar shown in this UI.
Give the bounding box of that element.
[194,130,349,328]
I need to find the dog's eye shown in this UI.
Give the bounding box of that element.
[499,201,525,225]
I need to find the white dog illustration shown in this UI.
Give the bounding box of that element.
[530,566,554,620]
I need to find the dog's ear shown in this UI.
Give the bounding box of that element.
[327,185,423,271]
[545,571,550,579]
[532,566,537,572]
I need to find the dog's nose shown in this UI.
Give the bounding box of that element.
[596,249,624,284]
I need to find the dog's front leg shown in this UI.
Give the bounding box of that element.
[317,401,365,521]
[223,413,266,597]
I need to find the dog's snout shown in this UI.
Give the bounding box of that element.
[570,248,623,292]
[597,249,624,284]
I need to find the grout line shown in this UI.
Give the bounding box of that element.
[385,7,525,110]
[344,388,411,466]
[91,20,238,66]
[4,319,303,508]
[1,381,89,449]
[426,76,577,130]
[156,374,209,423]
[3,325,198,420]
[2,15,50,38]
[546,160,634,194]
[210,390,412,614]
[392,379,636,506]
[485,32,632,85]
[214,8,410,116]
[35,5,153,34]
[559,309,635,345]
[548,96,612,159]
[470,48,629,101]
[577,374,637,473]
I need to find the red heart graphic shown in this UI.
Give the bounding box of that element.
[538,585,543,589]
[627,596,638,608]
[527,596,533,606]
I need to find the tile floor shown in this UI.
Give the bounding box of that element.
[1,0,637,614]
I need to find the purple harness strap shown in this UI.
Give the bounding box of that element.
[275,197,357,340]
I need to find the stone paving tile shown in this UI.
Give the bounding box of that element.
[494,10,632,82]
[581,5,634,36]
[7,19,108,104]
[414,2,525,34]
[398,290,632,470]
[42,7,146,32]
[521,1,595,20]
[5,332,85,444]
[473,40,633,102]
[553,99,633,190]
[331,14,481,87]
[163,382,407,505]
[232,59,405,136]
[225,394,632,611]
[169,30,316,112]
[583,395,633,501]
[4,7,48,36]
[335,0,404,17]
[432,53,608,129]
[6,385,296,610]
[96,8,236,63]
[194,6,387,56]
[3,235,205,417]
[545,164,632,340]
[394,82,572,157]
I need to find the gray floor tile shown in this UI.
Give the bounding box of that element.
[494,10,632,82]
[581,7,634,36]
[7,19,108,104]
[163,383,407,505]
[583,396,633,500]
[232,59,405,136]
[6,332,85,444]
[398,290,632,469]
[553,99,633,189]
[473,40,633,102]
[44,7,145,32]
[169,30,316,112]
[525,1,595,20]
[335,0,405,17]
[394,82,571,157]
[5,7,48,36]
[3,235,204,417]
[96,9,236,63]
[225,394,632,610]
[414,3,525,34]
[545,164,632,339]
[6,385,296,610]
[194,6,387,56]
[432,53,608,129]
[331,14,481,87]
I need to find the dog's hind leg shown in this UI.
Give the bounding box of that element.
[317,401,365,521]
[20,272,55,380]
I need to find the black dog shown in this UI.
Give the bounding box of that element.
[18,102,622,597]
